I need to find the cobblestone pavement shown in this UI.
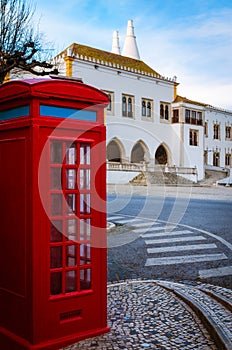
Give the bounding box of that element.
[62,279,231,350]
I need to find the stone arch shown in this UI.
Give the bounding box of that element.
[131,140,150,163]
[107,138,124,162]
[155,144,169,165]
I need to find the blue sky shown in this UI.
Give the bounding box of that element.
[35,0,232,109]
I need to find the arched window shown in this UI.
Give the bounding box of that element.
[142,101,146,116]
[122,96,127,116]
[160,104,164,118]
[147,102,151,117]
[122,95,134,118]
[107,94,112,111]
[128,97,132,117]
[165,105,169,120]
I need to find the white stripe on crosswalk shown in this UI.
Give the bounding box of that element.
[141,230,193,238]
[142,225,176,231]
[107,216,126,221]
[132,222,158,227]
[133,226,168,234]
[147,243,217,254]
[145,236,206,245]
[145,253,227,266]
[199,265,232,278]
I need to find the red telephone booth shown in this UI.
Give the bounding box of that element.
[0,78,109,349]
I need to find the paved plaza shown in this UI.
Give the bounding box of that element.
[64,184,232,349]
[64,279,232,349]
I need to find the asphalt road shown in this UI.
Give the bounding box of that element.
[107,187,232,289]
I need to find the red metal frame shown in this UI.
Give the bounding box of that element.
[0,78,109,349]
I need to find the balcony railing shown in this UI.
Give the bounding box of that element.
[107,162,197,175]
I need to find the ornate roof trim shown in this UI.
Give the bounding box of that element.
[56,43,165,79]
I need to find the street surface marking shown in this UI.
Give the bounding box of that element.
[132,222,159,227]
[141,230,194,238]
[132,226,174,234]
[147,243,217,254]
[145,253,228,266]
[145,236,206,245]
[107,216,126,221]
[199,266,232,278]
[142,225,177,231]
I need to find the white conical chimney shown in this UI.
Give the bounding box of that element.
[122,20,140,60]
[111,30,121,55]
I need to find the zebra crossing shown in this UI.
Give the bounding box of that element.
[107,215,232,278]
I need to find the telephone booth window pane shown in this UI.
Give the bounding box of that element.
[66,169,76,189]
[51,141,62,164]
[50,246,62,268]
[66,271,77,292]
[51,221,63,242]
[50,272,62,295]
[80,244,91,265]
[51,194,63,216]
[51,167,61,190]
[66,145,77,164]
[80,219,91,240]
[80,269,91,290]
[66,194,76,215]
[66,219,77,241]
[66,245,76,266]
[80,169,90,189]
[80,144,90,164]
[80,194,90,214]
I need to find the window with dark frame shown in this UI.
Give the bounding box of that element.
[172,109,179,123]
[160,104,164,118]
[213,152,220,166]
[185,109,190,123]
[225,153,231,167]
[214,124,220,139]
[189,129,198,146]
[204,122,208,137]
[225,126,231,140]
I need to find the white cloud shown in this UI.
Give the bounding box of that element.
[35,3,232,110]
[138,9,232,109]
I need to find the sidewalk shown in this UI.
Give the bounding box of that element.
[107,183,232,201]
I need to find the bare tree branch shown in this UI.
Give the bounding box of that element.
[0,0,58,83]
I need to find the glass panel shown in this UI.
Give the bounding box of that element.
[80,269,91,290]
[80,144,90,164]
[80,219,91,240]
[66,245,76,266]
[50,246,62,268]
[66,219,77,241]
[51,167,62,190]
[66,194,76,215]
[66,270,77,292]
[50,141,62,164]
[80,169,90,190]
[50,272,62,295]
[80,244,91,265]
[51,194,63,216]
[66,169,76,189]
[80,194,90,214]
[51,221,63,242]
[66,144,77,164]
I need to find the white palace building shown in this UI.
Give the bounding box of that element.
[11,20,232,184]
